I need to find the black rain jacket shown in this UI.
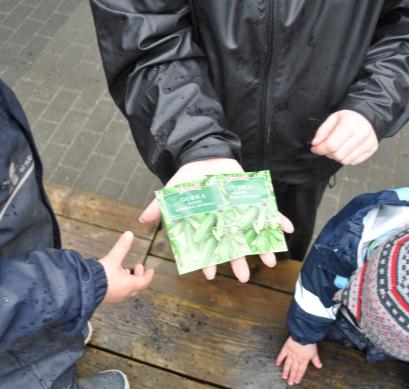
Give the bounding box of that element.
[90,0,409,185]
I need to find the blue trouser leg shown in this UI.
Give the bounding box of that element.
[325,314,395,364]
[0,328,85,389]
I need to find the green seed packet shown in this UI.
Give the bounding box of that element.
[155,171,287,275]
[208,171,287,256]
[155,178,234,274]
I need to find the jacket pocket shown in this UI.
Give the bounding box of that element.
[314,243,356,277]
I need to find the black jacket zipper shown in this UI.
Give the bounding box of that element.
[258,0,274,169]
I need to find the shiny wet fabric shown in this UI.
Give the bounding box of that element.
[0,330,84,389]
[90,0,409,184]
[0,80,107,388]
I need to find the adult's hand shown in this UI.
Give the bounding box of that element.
[139,158,294,282]
[311,110,378,165]
[100,231,154,304]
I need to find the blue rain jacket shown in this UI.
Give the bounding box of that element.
[0,79,107,352]
[287,188,409,353]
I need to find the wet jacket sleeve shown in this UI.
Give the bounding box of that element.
[286,250,343,345]
[339,1,409,140]
[0,249,107,349]
[89,0,241,183]
[286,201,363,344]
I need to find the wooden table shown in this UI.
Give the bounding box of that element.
[46,183,409,389]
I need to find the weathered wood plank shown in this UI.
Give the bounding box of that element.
[300,342,409,389]
[146,255,291,327]
[77,346,212,389]
[91,291,287,389]
[91,256,409,389]
[58,215,150,268]
[149,229,301,293]
[45,182,158,240]
[46,184,408,388]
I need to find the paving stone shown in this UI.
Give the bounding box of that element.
[42,88,78,122]
[2,62,30,87]
[46,25,76,54]
[41,141,68,180]
[0,41,23,68]
[73,21,96,47]
[57,0,82,15]
[63,2,91,32]
[30,0,62,22]
[0,25,13,42]
[341,160,371,183]
[398,123,409,159]
[8,17,43,44]
[50,110,88,145]
[95,120,128,156]
[2,4,34,28]
[97,178,126,199]
[314,189,340,239]
[82,43,101,63]
[13,77,39,105]
[37,11,67,37]
[22,98,47,124]
[371,136,399,169]
[73,60,101,82]
[121,168,161,207]
[18,34,50,63]
[0,0,17,13]
[395,155,409,188]
[22,0,42,6]
[50,165,80,186]
[31,119,57,151]
[57,44,85,73]
[31,72,63,101]
[107,142,140,183]
[74,153,112,193]
[367,166,396,192]
[0,13,8,24]
[83,99,115,133]
[62,131,99,169]
[338,177,368,210]
[24,49,61,83]
[72,80,105,112]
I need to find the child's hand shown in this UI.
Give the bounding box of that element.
[100,231,154,305]
[276,336,322,386]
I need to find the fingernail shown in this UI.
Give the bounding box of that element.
[138,216,145,223]
[124,231,134,239]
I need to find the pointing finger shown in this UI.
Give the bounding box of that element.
[108,231,134,266]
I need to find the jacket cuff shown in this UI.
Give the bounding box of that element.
[337,100,385,141]
[177,142,240,169]
[86,258,108,307]
[287,298,334,345]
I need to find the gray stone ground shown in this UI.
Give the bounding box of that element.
[1,0,408,237]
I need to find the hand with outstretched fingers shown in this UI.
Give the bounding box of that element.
[311,110,378,165]
[276,337,322,386]
[100,231,154,304]
[139,158,294,283]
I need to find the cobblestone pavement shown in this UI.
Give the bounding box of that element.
[1,0,408,237]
